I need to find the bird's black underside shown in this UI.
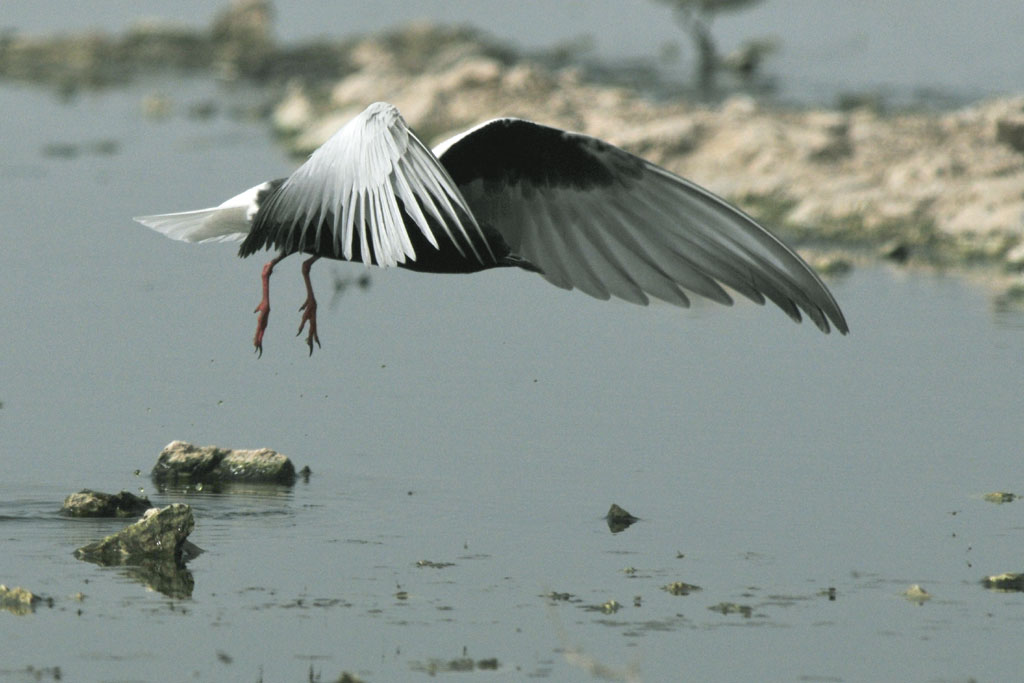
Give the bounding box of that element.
[240,181,519,273]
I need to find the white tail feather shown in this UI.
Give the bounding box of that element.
[134,182,269,243]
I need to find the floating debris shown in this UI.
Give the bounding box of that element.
[415,559,455,569]
[982,491,1017,504]
[543,591,577,603]
[60,489,152,518]
[333,673,365,683]
[982,573,1024,592]
[410,656,500,675]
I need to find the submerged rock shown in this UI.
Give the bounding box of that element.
[709,602,754,617]
[902,584,932,603]
[73,503,200,598]
[982,572,1024,591]
[60,489,152,518]
[0,585,41,615]
[74,503,199,566]
[151,440,296,485]
[605,503,639,533]
[409,658,498,676]
[661,581,701,596]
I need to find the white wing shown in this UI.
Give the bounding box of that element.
[437,118,848,334]
[242,102,492,267]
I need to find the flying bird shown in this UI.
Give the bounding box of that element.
[135,102,847,355]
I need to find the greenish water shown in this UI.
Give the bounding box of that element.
[2,80,1024,682]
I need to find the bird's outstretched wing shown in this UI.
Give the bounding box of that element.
[436,118,848,334]
[240,102,493,267]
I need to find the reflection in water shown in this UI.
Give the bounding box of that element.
[120,561,196,600]
[73,504,201,598]
[153,481,298,498]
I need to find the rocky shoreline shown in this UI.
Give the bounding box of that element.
[4,1,1023,301]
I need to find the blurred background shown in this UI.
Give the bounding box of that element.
[4,0,1023,108]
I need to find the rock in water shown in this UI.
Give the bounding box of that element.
[60,489,152,517]
[150,440,296,485]
[0,585,41,615]
[74,504,198,566]
[605,503,639,533]
[983,573,1024,591]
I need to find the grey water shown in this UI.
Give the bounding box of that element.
[2,11,1024,683]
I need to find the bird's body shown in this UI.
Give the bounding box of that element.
[136,102,847,354]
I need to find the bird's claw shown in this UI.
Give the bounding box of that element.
[253,302,270,359]
[297,299,321,356]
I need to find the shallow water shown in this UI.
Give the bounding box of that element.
[2,80,1024,682]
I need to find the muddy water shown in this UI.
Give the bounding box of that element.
[2,80,1024,681]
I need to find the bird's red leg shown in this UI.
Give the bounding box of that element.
[297,255,321,355]
[253,253,288,357]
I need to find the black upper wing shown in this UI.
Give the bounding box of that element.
[435,118,848,334]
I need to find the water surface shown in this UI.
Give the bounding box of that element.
[2,79,1023,682]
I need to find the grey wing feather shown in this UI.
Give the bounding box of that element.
[439,119,848,334]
